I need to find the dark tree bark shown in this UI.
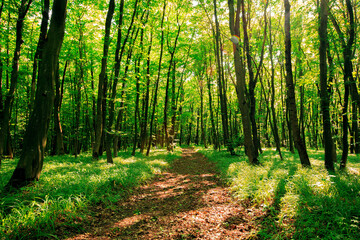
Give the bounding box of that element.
[268,7,283,159]
[200,76,206,148]
[352,102,360,153]
[132,56,141,156]
[207,53,218,150]
[114,9,146,154]
[107,0,139,161]
[146,0,166,156]
[241,0,265,156]
[187,104,193,145]
[284,0,311,167]
[0,0,5,167]
[6,0,67,189]
[164,22,181,151]
[329,0,356,169]
[139,33,153,153]
[214,0,235,155]
[114,48,133,153]
[93,0,115,160]
[227,0,258,163]
[319,0,336,171]
[30,0,50,112]
[0,0,33,159]
[52,61,67,155]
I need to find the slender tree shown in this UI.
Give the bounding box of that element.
[214,0,235,155]
[284,0,311,167]
[146,0,166,156]
[227,0,258,163]
[6,0,68,189]
[0,0,33,159]
[93,0,115,160]
[319,0,336,171]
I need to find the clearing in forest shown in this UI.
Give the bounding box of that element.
[67,148,262,239]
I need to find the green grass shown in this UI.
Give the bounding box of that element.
[0,149,180,240]
[198,147,360,240]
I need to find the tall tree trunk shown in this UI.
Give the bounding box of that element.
[0,0,33,158]
[319,0,336,171]
[164,23,181,151]
[168,61,178,151]
[329,0,356,169]
[207,74,218,150]
[200,79,206,148]
[139,33,153,153]
[93,0,115,160]
[30,0,50,112]
[284,0,311,167]
[6,0,67,189]
[352,102,360,153]
[107,0,138,160]
[187,104,193,145]
[0,0,5,167]
[114,49,133,153]
[52,61,67,155]
[146,0,166,156]
[227,0,258,163]
[214,0,235,155]
[241,0,263,156]
[132,57,141,156]
[268,7,283,159]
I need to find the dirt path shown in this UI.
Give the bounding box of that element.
[67,148,261,239]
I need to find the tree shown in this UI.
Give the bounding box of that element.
[6,0,68,189]
[213,0,235,155]
[93,0,115,161]
[319,0,336,171]
[284,0,311,167]
[0,0,33,159]
[227,0,258,163]
[146,0,166,156]
[330,0,357,169]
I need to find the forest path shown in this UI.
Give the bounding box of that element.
[66,148,260,239]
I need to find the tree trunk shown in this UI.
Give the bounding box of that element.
[227,0,258,163]
[30,0,50,112]
[132,56,141,156]
[6,0,67,189]
[107,0,138,161]
[284,0,311,167]
[241,0,263,156]
[0,0,33,158]
[329,0,355,169]
[93,0,115,160]
[268,7,283,159]
[0,0,5,167]
[146,0,166,156]
[214,0,235,155]
[52,61,67,155]
[319,0,336,171]
[164,23,181,151]
[139,33,153,153]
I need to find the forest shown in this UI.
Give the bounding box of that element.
[0,0,360,239]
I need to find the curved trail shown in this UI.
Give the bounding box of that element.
[67,148,260,239]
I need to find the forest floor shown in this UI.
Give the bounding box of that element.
[64,148,264,239]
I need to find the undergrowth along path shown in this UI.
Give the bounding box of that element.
[67,148,262,239]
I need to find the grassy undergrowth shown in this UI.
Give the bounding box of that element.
[0,148,180,239]
[198,147,360,239]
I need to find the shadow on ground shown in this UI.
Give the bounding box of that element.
[64,148,261,240]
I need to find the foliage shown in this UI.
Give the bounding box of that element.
[199,147,360,239]
[0,148,180,239]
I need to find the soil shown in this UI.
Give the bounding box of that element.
[65,148,264,239]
